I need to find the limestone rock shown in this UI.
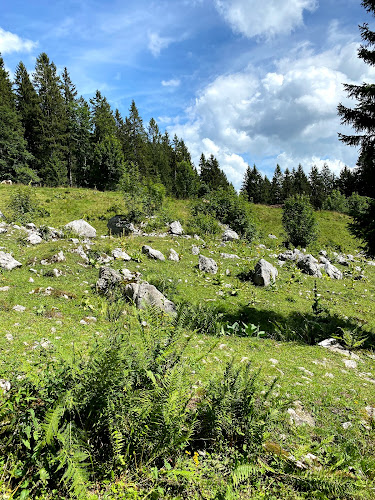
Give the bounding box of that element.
[220,253,240,259]
[297,254,322,278]
[253,259,278,286]
[192,245,200,255]
[287,402,315,427]
[168,248,180,261]
[324,262,343,280]
[124,281,176,315]
[198,254,218,274]
[142,245,165,261]
[222,229,239,241]
[112,248,131,261]
[169,221,183,235]
[26,232,43,245]
[107,215,134,236]
[0,251,22,270]
[96,267,123,294]
[65,219,96,238]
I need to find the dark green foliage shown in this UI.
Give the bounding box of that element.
[349,198,375,256]
[6,187,48,223]
[199,154,231,192]
[193,188,257,242]
[240,164,265,203]
[270,164,284,204]
[282,195,318,247]
[322,189,348,213]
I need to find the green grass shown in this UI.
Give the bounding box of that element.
[0,186,374,499]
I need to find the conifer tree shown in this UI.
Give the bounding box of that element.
[61,67,78,186]
[308,165,325,209]
[199,154,230,192]
[270,164,284,204]
[33,53,67,186]
[123,100,149,176]
[75,97,92,186]
[0,55,33,181]
[338,0,375,255]
[282,167,293,200]
[240,165,264,203]
[292,164,310,195]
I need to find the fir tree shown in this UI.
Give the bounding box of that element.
[270,164,284,204]
[61,67,78,186]
[282,167,293,200]
[308,165,325,209]
[292,164,310,195]
[0,54,33,182]
[240,165,265,203]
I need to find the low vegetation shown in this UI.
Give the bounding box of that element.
[0,184,373,499]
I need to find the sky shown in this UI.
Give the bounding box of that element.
[1,0,374,188]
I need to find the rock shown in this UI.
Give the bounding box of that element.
[342,422,353,430]
[319,256,330,264]
[26,232,43,245]
[220,253,239,259]
[97,253,113,264]
[50,251,65,263]
[107,215,134,236]
[13,305,26,312]
[365,406,375,420]
[169,221,183,235]
[112,248,131,260]
[0,210,5,219]
[297,254,322,278]
[168,249,180,261]
[268,234,278,239]
[278,248,303,261]
[0,379,11,393]
[344,359,357,369]
[74,245,89,262]
[0,228,7,234]
[65,219,96,238]
[222,229,239,241]
[287,401,315,427]
[142,245,165,261]
[0,286,10,291]
[96,267,123,294]
[253,259,278,286]
[324,262,343,280]
[198,255,218,274]
[319,250,327,256]
[121,268,138,280]
[52,268,63,278]
[337,255,349,266]
[124,281,176,315]
[0,251,22,270]
[192,245,200,255]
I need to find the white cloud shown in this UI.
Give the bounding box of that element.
[161,78,181,87]
[169,39,374,188]
[214,0,317,38]
[0,27,37,54]
[148,32,172,57]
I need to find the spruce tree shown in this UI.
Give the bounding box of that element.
[33,53,67,186]
[308,165,325,209]
[270,164,284,204]
[61,67,78,186]
[338,0,375,255]
[282,167,294,200]
[292,164,310,195]
[0,54,33,182]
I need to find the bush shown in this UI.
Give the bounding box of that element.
[193,189,257,242]
[282,194,318,247]
[349,198,375,257]
[322,189,348,213]
[347,192,370,218]
[186,212,222,237]
[6,187,49,224]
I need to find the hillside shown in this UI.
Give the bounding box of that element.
[0,185,374,499]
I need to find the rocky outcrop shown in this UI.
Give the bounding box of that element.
[222,229,239,241]
[297,254,322,278]
[168,249,180,261]
[169,221,183,235]
[96,267,123,294]
[253,259,278,286]
[0,251,22,270]
[124,281,176,315]
[65,219,96,238]
[198,255,218,274]
[142,245,165,261]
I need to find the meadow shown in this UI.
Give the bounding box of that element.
[0,185,374,499]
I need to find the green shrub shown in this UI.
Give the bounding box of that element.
[322,189,348,213]
[282,194,318,247]
[349,198,375,257]
[347,192,370,218]
[186,212,222,236]
[6,187,49,223]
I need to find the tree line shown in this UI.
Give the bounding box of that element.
[0,50,370,208]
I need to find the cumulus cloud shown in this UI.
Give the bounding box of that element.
[0,27,37,54]
[161,78,181,87]
[148,32,172,56]
[169,40,374,187]
[214,0,317,38]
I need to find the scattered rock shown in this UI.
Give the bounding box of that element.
[222,229,239,241]
[220,253,239,259]
[287,401,315,427]
[253,259,278,286]
[169,221,183,235]
[198,255,218,274]
[0,286,10,291]
[107,215,134,236]
[336,255,349,266]
[297,254,322,278]
[278,248,303,262]
[74,245,89,262]
[191,245,200,255]
[324,262,343,280]
[142,245,165,261]
[65,219,96,238]
[0,379,11,393]
[0,251,22,270]
[112,248,131,261]
[365,406,375,420]
[27,232,43,245]
[342,422,353,430]
[50,251,65,263]
[52,268,63,278]
[13,305,26,312]
[344,359,357,369]
[168,248,180,261]
[268,234,278,239]
[96,267,123,294]
[124,281,176,315]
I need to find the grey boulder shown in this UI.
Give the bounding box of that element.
[253,259,278,286]
[124,282,176,315]
[0,251,22,270]
[142,245,165,261]
[169,221,183,235]
[65,219,96,238]
[324,262,343,280]
[112,248,131,261]
[198,254,218,274]
[168,248,180,261]
[222,229,239,241]
[297,254,322,278]
[220,253,239,259]
[96,267,123,294]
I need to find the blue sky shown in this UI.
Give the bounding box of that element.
[1,0,373,188]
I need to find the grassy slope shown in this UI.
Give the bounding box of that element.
[0,185,374,498]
